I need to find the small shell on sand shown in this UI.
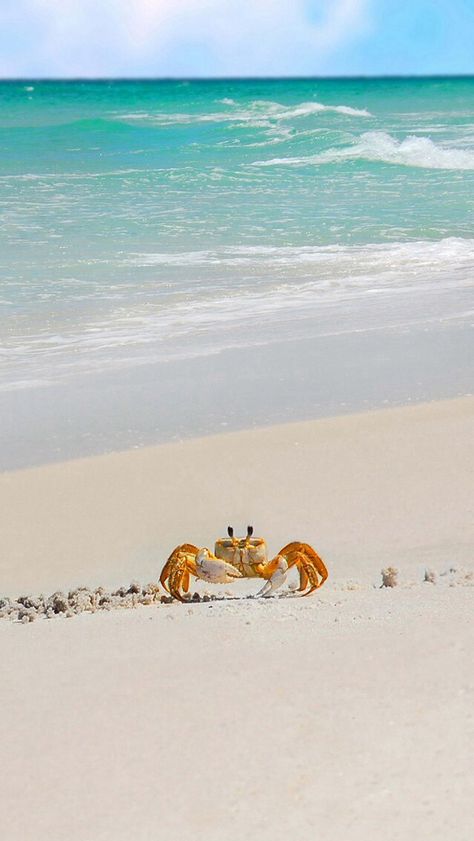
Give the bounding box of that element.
[380,567,399,588]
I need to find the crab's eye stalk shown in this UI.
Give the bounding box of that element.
[247,525,253,537]
[227,526,234,538]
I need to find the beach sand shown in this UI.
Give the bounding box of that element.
[1,397,473,840]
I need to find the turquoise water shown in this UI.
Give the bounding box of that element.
[0,78,473,464]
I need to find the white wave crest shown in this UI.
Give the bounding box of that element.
[250,99,371,119]
[253,131,474,170]
[117,99,371,126]
[124,238,474,270]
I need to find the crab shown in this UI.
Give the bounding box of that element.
[160,526,328,602]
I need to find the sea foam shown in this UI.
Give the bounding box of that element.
[253,131,474,170]
[2,237,473,391]
[118,99,371,126]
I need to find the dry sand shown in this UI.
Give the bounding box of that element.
[1,396,473,595]
[1,397,473,840]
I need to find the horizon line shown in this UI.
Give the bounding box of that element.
[1,73,474,82]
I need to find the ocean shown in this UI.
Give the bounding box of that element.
[1,77,473,466]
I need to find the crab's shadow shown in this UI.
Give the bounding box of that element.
[179,591,301,605]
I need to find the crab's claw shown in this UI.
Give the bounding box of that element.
[196,549,243,584]
[256,556,288,598]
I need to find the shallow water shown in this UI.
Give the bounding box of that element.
[1,78,473,464]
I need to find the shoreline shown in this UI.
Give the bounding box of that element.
[1,395,472,597]
[2,322,472,471]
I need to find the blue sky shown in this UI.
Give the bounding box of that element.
[0,0,473,77]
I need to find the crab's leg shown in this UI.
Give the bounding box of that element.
[307,547,329,587]
[298,555,320,596]
[159,559,172,593]
[168,560,188,602]
[292,545,328,596]
[297,565,309,592]
[160,544,200,601]
[260,542,328,597]
[182,569,190,594]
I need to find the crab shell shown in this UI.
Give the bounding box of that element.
[214,536,267,578]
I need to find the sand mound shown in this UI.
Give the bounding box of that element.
[1,564,472,624]
[0,581,163,623]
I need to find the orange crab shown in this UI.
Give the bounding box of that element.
[160,526,328,602]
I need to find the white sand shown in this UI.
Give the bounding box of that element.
[1,396,473,595]
[0,397,473,840]
[1,583,473,841]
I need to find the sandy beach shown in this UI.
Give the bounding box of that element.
[2,38,474,841]
[1,396,473,840]
[1,396,473,594]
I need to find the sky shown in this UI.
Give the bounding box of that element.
[0,0,473,78]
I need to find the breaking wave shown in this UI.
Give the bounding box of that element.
[123,237,474,269]
[253,131,474,170]
[118,99,371,126]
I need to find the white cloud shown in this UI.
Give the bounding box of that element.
[0,0,371,76]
